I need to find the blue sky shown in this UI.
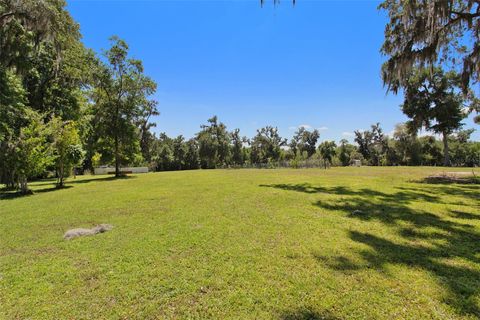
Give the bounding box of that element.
[68,0,479,141]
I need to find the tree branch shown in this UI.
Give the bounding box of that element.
[0,12,15,23]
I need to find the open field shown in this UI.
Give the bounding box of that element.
[1,167,479,319]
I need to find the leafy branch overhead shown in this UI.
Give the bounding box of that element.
[380,0,480,93]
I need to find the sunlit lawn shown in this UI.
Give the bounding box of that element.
[1,167,479,319]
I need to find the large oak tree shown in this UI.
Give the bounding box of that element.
[400,68,476,166]
[380,1,480,93]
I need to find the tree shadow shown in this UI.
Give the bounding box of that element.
[67,174,137,185]
[413,176,479,185]
[280,308,342,320]
[259,183,354,195]
[396,185,479,203]
[260,183,440,203]
[345,231,480,316]
[449,210,480,220]
[0,191,34,200]
[0,174,134,201]
[0,185,73,200]
[37,185,73,193]
[311,254,360,273]
[260,182,480,316]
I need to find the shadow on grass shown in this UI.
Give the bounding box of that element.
[413,176,479,185]
[280,308,342,320]
[0,175,135,201]
[449,210,480,220]
[67,174,136,185]
[0,191,33,200]
[311,254,360,273]
[396,185,479,204]
[0,185,73,200]
[259,183,440,202]
[347,231,480,316]
[260,182,480,317]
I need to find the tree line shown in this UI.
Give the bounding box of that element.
[0,1,158,193]
[1,0,480,194]
[146,118,480,172]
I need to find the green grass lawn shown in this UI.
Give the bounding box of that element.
[1,167,479,319]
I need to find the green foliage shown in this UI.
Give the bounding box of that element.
[290,127,320,158]
[250,126,287,165]
[0,0,81,73]
[449,130,480,167]
[0,0,96,189]
[390,124,422,166]
[51,118,84,187]
[337,139,356,166]
[0,70,51,191]
[184,138,200,170]
[379,1,480,167]
[419,136,443,166]
[92,36,157,176]
[148,119,478,171]
[402,69,469,136]
[318,141,337,169]
[196,116,230,169]
[0,69,28,137]
[0,70,29,188]
[2,0,480,185]
[138,100,159,163]
[401,68,475,166]
[379,0,480,93]
[151,133,200,171]
[14,110,53,193]
[172,135,187,170]
[231,128,247,166]
[0,0,93,122]
[152,133,175,171]
[354,123,388,166]
[23,42,94,120]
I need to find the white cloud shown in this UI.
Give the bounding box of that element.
[289,124,328,132]
[299,124,312,129]
[342,131,355,137]
[289,124,312,131]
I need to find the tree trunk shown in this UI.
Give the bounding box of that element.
[57,162,64,188]
[442,132,450,167]
[115,135,120,177]
[19,175,30,194]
